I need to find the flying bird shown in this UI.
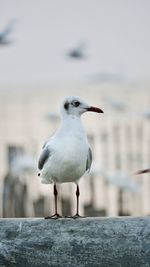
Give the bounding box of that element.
[142,109,150,120]
[67,42,87,59]
[135,169,150,175]
[38,96,103,219]
[107,171,140,192]
[0,19,16,45]
[105,96,127,112]
[11,154,37,176]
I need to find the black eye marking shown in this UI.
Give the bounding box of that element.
[64,101,69,110]
[72,101,80,107]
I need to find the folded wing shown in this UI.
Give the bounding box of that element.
[86,147,92,172]
[38,147,50,170]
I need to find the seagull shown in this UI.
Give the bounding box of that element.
[67,42,87,59]
[0,19,16,45]
[38,96,103,219]
[11,154,37,176]
[135,169,150,174]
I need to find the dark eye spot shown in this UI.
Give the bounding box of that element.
[64,102,69,110]
[73,101,80,107]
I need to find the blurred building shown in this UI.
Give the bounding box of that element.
[0,83,150,217]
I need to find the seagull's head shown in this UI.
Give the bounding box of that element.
[61,96,104,117]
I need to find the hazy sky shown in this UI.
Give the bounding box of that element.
[0,0,150,84]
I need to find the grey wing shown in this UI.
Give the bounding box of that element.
[42,140,48,149]
[86,147,92,172]
[38,147,50,170]
[42,136,53,149]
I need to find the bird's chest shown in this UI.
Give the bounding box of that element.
[59,137,87,164]
[51,137,88,181]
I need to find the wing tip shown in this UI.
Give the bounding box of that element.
[135,169,150,175]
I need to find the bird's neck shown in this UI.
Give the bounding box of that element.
[58,115,86,137]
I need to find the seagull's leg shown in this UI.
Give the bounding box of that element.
[45,183,62,219]
[72,184,84,218]
[53,183,61,217]
[76,184,80,216]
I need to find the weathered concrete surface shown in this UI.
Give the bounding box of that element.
[0,217,150,267]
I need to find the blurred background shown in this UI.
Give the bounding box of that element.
[0,0,150,218]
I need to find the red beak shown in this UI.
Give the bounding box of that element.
[86,106,104,113]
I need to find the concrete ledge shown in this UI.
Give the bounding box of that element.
[0,217,150,267]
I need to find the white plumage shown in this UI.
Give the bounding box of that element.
[38,96,103,218]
